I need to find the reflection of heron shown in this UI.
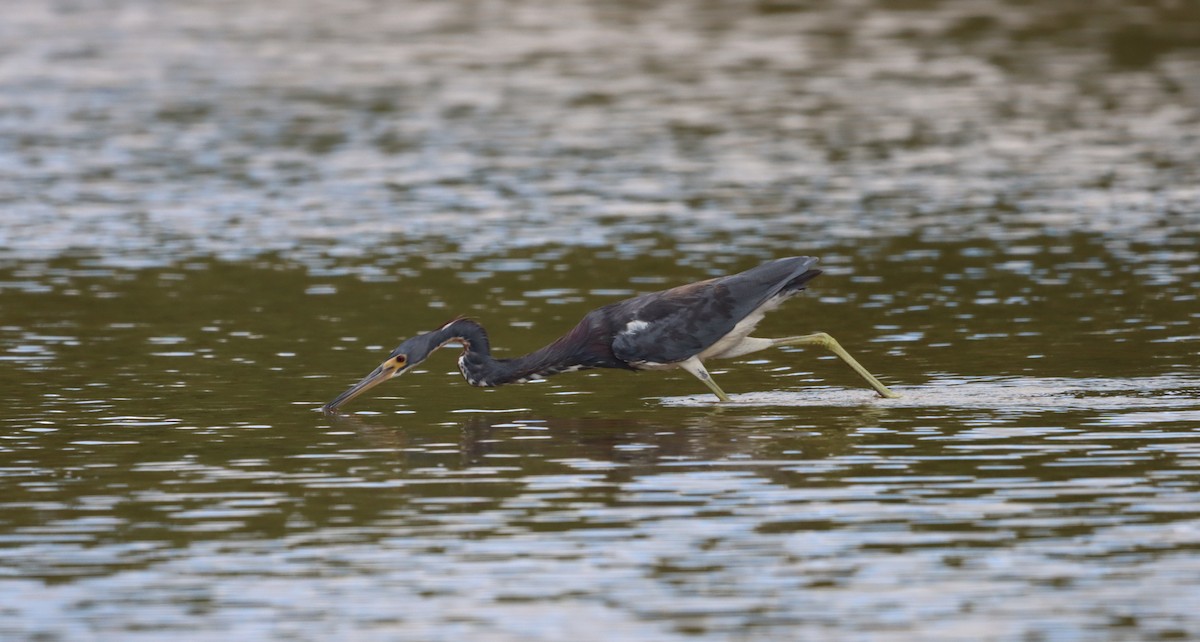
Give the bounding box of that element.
[323,256,898,411]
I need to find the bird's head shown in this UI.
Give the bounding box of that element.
[321,331,450,412]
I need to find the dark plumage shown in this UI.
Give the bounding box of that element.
[322,256,898,411]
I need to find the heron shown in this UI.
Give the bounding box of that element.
[322,256,898,411]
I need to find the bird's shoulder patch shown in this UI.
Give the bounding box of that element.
[611,302,716,366]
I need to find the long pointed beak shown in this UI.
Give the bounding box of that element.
[323,358,406,412]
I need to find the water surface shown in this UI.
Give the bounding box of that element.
[2,1,1199,640]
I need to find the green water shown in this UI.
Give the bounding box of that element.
[2,1,1199,640]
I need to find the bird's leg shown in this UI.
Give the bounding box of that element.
[677,356,732,402]
[772,332,900,399]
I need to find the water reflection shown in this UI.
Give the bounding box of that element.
[4,401,1197,638]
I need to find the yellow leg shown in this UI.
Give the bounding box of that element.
[678,356,733,402]
[773,332,899,399]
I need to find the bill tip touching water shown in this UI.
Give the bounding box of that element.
[322,256,899,412]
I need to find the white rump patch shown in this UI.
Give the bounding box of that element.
[698,297,783,360]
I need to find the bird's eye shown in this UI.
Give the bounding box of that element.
[393,355,407,366]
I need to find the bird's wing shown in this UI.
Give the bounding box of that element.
[611,257,820,365]
[610,280,723,365]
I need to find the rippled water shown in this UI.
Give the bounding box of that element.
[3,1,1200,640]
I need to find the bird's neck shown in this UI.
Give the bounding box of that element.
[440,318,591,387]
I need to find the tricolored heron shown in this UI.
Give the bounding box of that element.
[322,256,898,411]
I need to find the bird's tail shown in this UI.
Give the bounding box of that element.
[782,268,822,294]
